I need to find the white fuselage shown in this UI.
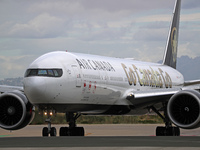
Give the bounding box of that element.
[23,51,184,114]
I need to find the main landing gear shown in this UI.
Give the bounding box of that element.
[59,112,84,136]
[150,103,180,136]
[42,112,84,137]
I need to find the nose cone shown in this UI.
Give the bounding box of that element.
[23,77,47,104]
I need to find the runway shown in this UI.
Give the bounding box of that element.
[1,136,200,148]
[1,124,200,149]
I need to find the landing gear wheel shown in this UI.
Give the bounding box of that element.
[174,127,180,136]
[156,126,165,136]
[61,112,85,136]
[156,126,180,136]
[69,127,85,136]
[59,127,84,136]
[59,127,69,136]
[76,127,84,136]
[50,127,57,136]
[42,127,48,136]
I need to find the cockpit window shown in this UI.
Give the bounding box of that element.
[25,69,63,77]
[38,70,47,75]
[48,70,54,76]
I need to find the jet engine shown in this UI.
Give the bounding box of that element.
[0,91,35,130]
[167,90,200,129]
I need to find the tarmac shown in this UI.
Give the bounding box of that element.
[0,124,200,150]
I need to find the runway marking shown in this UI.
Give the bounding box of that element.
[0,135,10,137]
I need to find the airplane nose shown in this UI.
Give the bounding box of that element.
[23,77,47,104]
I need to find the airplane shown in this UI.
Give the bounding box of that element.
[0,0,200,136]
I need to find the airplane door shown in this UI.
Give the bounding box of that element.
[71,65,82,87]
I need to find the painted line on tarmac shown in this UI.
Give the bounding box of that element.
[0,135,11,137]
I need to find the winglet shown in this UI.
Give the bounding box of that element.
[163,0,181,69]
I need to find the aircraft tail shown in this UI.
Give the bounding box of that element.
[163,0,181,69]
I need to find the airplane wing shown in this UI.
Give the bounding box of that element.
[126,88,179,107]
[0,85,23,94]
[126,82,200,108]
[184,80,200,87]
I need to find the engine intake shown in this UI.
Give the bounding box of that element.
[167,90,200,129]
[0,91,35,130]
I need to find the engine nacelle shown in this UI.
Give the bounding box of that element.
[167,90,200,129]
[0,91,35,130]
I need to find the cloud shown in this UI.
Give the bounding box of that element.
[0,55,34,79]
[181,13,200,22]
[182,1,200,9]
[0,0,199,79]
[8,13,66,38]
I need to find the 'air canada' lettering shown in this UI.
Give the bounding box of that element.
[76,59,115,72]
[121,63,172,88]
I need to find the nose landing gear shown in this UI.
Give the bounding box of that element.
[42,111,57,137]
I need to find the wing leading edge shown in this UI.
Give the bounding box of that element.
[126,89,179,108]
[184,80,200,87]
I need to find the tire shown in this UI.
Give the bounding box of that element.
[69,127,85,136]
[77,127,84,136]
[60,127,68,136]
[50,127,57,136]
[166,127,173,136]
[42,127,48,137]
[156,126,165,136]
[69,127,76,136]
[166,127,180,136]
[175,127,180,136]
[59,127,64,136]
[156,126,180,136]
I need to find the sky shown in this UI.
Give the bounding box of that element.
[0,0,200,79]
